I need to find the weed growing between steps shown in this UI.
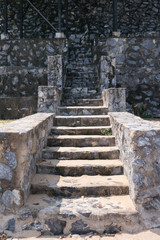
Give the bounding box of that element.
[101,128,112,136]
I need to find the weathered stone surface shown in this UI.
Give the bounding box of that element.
[103,88,126,112]
[2,190,14,208]
[54,115,110,127]
[100,56,116,90]
[51,126,112,136]
[45,218,66,235]
[42,146,119,160]
[109,112,160,211]
[57,106,108,116]
[16,194,140,234]
[3,152,17,169]
[31,174,129,197]
[48,55,64,91]
[7,218,15,232]
[71,220,91,234]
[36,159,123,176]
[0,113,54,211]
[0,97,37,120]
[47,135,115,147]
[96,37,160,117]
[38,86,61,113]
[0,1,159,39]
[0,163,13,181]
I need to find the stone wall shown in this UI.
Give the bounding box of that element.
[0,38,67,119]
[95,37,160,117]
[109,112,160,227]
[0,113,54,213]
[0,97,37,119]
[0,0,160,39]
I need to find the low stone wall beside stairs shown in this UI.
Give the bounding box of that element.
[0,113,54,213]
[109,112,160,227]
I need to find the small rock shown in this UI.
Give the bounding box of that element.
[7,218,15,233]
[0,163,13,181]
[3,152,17,169]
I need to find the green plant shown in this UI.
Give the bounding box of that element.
[49,132,54,136]
[101,128,112,136]
[132,103,148,118]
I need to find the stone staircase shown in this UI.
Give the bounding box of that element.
[62,35,100,101]
[22,98,140,235]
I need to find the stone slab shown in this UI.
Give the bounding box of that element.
[37,159,123,176]
[47,135,115,147]
[54,115,110,127]
[51,126,112,135]
[42,146,120,160]
[31,174,129,197]
[57,107,108,116]
[62,99,103,106]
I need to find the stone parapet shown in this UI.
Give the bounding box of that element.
[48,55,64,91]
[103,88,126,112]
[100,56,116,90]
[109,112,160,227]
[38,86,61,113]
[0,113,54,212]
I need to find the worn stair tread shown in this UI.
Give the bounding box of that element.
[37,159,123,176]
[58,106,106,109]
[48,135,114,140]
[32,174,128,188]
[55,115,109,119]
[43,146,119,153]
[25,194,137,216]
[52,126,111,130]
[37,159,123,168]
[51,126,112,135]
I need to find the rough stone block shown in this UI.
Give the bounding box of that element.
[48,55,63,91]
[38,86,61,113]
[100,56,116,90]
[103,88,126,112]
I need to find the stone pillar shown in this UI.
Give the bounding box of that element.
[48,55,63,91]
[38,86,61,113]
[100,56,116,90]
[103,88,126,112]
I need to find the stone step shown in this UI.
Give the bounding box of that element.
[62,98,103,106]
[65,82,98,88]
[67,68,95,73]
[31,174,129,197]
[57,106,108,116]
[47,135,115,147]
[63,87,99,93]
[63,87,99,99]
[23,194,139,234]
[63,93,101,100]
[67,59,93,65]
[37,159,123,176]
[65,80,98,88]
[51,126,112,135]
[66,74,97,80]
[42,146,119,160]
[54,115,110,126]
